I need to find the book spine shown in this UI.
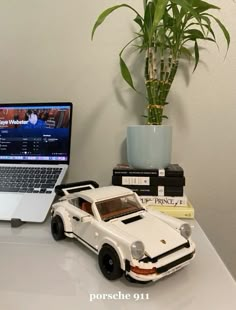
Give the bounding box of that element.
[147,206,194,219]
[113,169,184,177]
[139,195,187,206]
[123,185,184,197]
[113,170,160,176]
[113,164,184,177]
[112,175,185,187]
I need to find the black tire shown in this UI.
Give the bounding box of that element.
[51,215,66,241]
[98,245,123,280]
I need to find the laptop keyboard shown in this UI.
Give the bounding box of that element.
[0,167,62,194]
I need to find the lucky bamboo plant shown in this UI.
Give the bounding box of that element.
[92,0,230,125]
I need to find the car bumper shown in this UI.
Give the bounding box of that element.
[126,246,196,282]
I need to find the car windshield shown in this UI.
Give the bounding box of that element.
[96,194,144,221]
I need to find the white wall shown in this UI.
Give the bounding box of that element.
[0,0,235,278]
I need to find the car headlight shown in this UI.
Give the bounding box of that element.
[180,223,192,239]
[131,241,145,260]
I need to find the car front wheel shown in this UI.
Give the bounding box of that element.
[51,215,66,241]
[98,245,123,280]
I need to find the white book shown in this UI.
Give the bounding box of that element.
[139,195,188,207]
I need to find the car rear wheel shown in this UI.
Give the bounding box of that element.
[51,215,66,241]
[98,245,123,280]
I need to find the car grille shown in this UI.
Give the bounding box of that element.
[140,241,191,263]
[156,251,195,274]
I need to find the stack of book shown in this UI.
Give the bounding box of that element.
[112,163,194,219]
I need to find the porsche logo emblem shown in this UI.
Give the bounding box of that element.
[160,239,167,244]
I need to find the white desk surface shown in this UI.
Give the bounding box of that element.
[0,218,235,310]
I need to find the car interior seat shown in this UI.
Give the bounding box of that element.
[81,201,93,215]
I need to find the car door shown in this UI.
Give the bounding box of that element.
[69,198,99,252]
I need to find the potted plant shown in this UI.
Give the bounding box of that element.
[92,0,230,169]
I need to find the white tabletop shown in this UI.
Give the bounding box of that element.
[0,218,235,310]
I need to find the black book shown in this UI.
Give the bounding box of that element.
[113,163,184,177]
[112,175,185,187]
[122,185,184,196]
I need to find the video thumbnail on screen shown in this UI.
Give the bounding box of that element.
[0,107,70,129]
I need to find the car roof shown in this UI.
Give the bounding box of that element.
[60,185,134,202]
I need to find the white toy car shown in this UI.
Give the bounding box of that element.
[51,181,196,282]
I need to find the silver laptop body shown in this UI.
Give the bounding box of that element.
[0,102,73,223]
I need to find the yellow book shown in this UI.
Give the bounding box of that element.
[147,201,194,219]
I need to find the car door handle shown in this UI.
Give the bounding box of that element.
[72,216,80,222]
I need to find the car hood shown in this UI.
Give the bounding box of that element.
[110,212,187,258]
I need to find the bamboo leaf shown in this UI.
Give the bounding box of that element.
[204,37,216,43]
[163,10,174,28]
[200,16,215,39]
[200,15,211,26]
[204,13,230,50]
[143,0,148,10]
[172,0,203,24]
[134,15,143,29]
[185,29,205,39]
[144,2,155,32]
[151,0,169,36]
[193,40,199,71]
[190,0,220,12]
[171,3,180,26]
[91,4,142,40]
[186,20,216,41]
[119,56,136,90]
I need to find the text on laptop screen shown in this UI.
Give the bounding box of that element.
[0,103,72,163]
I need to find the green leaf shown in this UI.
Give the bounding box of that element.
[91,4,142,40]
[190,0,220,12]
[119,56,135,90]
[171,3,180,26]
[204,13,230,50]
[151,0,169,36]
[185,29,205,39]
[143,0,148,10]
[204,37,216,43]
[134,15,143,29]
[163,10,174,28]
[193,40,199,71]
[199,16,216,39]
[144,2,155,30]
[172,0,202,24]
[143,2,156,45]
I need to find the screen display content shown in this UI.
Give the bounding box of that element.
[0,104,72,162]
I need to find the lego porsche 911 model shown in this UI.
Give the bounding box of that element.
[51,181,196,282]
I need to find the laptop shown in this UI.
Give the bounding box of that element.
[0,102,73,224]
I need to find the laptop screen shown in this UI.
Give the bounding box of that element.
[0,102,72,164]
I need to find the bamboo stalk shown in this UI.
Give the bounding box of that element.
[162,59,179,102]
[145,53,153,106]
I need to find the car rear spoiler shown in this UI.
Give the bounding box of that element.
[55,180,99,196]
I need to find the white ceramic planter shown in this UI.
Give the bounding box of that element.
[127,125,172,169]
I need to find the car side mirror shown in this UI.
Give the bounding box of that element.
[81,215,92,223]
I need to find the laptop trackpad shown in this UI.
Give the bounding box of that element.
[0,194,23,220]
